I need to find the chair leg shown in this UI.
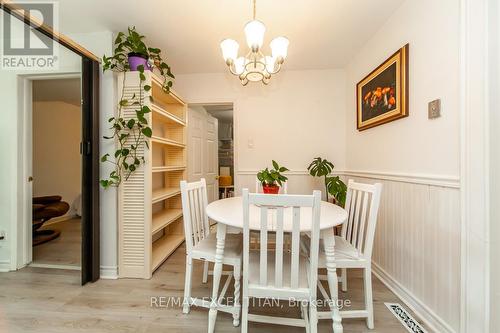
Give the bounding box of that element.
[341,268,347,292]
[364,267,374,329]
[241,295,249,333]
[232,264,241,327]
[202,261,209,284]
[302,303,311,333]
[183,256,193,314]
[309,300,318,333]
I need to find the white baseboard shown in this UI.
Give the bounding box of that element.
[29,263,81,271]
[0,259,11,272]
[100,265,118,279]
[372,262,456,333]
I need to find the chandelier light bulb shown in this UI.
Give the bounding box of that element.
[265,56,276,73]
[244,20,266,50]
[270,36,289,60]
[235,57,246,75]
[220,39,239,62]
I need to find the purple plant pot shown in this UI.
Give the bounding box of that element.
[128,53,152,71]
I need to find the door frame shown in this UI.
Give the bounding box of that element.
[459,0,492,331]
[187,100,239,194]
[16,62,100,284]
[17,72,81,269]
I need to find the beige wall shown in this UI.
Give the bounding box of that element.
[345,0,460,178]
[489,0,500,330]
[175,69,346,196]
[33,101,81,216]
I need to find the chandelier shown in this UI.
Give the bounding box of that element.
[220,0,289,85]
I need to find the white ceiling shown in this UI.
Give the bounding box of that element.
[59,0,404,74]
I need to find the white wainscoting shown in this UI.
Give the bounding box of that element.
[0,259,11,272]
[342,172,460,333]
[237,169,461,333]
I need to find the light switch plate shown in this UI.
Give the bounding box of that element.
[428,99,441,119]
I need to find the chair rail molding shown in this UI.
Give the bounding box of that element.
[237,169,459,188]
[459,0,491,331]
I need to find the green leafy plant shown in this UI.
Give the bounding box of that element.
[102,26,174,92]
[257,160,289,186]
[100,27,174,188]
[307,157,347,206]
[327,175,347,207]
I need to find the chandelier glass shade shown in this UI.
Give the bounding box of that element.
[220,0,289,85]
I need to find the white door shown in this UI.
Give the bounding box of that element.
[187,107,219,203]
[205,116,218,202]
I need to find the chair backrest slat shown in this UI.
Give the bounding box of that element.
[357,192,370,250]
[242,189,321,294]
[274,207,284,288]
[180,179,210,253]
[351,190,363,245]
[345,188,357,241]
[340,180,382,258]
[290,206,301,289]
[192,189,201,244]
[259,207,268,285]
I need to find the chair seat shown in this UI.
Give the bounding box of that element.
[248,251,311,299]
[191,232,242,265]
[318,236,368,269]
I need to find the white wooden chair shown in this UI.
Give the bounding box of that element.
[253,179,289,249]
[241,189,322,333]
[180,179,242,326]
[316,180,382,329]
[255,178,288,194]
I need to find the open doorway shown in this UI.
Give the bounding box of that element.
[30,78,82,269]
[205,105,234,199]
[187,103,235,202]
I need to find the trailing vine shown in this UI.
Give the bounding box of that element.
[100,27,175,188]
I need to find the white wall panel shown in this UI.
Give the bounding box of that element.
[345,173,460,333]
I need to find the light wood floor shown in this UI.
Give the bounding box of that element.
[32,217,81,267]
[0,243,426,333]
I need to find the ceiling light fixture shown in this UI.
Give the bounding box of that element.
[220,0,289,85]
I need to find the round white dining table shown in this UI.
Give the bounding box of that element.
[205,196,348,333]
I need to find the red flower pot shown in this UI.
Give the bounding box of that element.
[262,184,280,194]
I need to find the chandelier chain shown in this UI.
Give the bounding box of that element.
[253,0,256,20]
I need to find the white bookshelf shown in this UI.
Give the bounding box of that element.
[118,71,187,279]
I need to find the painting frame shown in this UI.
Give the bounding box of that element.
[356,43,409,131]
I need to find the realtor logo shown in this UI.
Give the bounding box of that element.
[1,1,59,70]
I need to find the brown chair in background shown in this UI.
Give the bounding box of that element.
[32,195,69,246]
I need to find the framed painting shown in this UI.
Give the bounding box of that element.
[356,43,409,131]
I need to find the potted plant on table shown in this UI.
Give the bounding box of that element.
[307,157,347,206]
[257,160,289,194]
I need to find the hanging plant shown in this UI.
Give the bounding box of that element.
[100,27,175,188]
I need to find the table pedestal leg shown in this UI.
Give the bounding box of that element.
[208,223,226,333]
[322,230,343,333]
